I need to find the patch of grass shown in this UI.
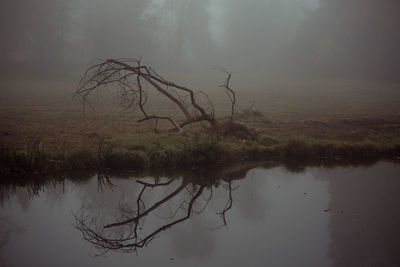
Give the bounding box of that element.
[258,135,280,146]
[281,137,317,159]
[65,148,97,169]
[149,143,184,167]
[108,133,227,167]
[181,134,225,165]
[104,149,150,169]
[0,139,62,176]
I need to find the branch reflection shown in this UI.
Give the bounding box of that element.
[74,166,247,254]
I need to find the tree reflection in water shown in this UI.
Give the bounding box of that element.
[74,168,245,254]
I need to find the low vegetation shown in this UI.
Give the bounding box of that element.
[1,128,399,177]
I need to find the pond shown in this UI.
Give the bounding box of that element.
[1,161,399,267]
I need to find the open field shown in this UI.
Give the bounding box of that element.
[1,81,400,149]
[1,103,400,151]
[1,82,400,175]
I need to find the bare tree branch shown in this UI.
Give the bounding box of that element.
[215,68,236,120]
[76,58,245,134]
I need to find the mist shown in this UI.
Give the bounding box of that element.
[1,0,400,95]
[2,3,400,264]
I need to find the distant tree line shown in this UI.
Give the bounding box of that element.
[1,0,399,82]
[293,0,400,81]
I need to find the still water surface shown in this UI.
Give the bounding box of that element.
[1,161,399,267]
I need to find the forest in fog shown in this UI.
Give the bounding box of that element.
[1,0,400,90]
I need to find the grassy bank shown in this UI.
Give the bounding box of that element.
[1,131,399,177]
[1,96,400,177]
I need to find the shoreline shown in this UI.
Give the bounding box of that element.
[1,133,399,178]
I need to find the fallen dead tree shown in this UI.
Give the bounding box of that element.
[75,58,251,137]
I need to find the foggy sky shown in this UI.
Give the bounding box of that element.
[1,0,399,90]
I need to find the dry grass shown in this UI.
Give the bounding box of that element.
[1,101,399,152]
